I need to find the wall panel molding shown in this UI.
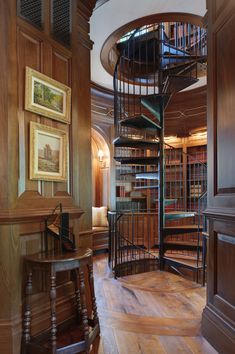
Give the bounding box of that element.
[0,206,83,225]
[202,1,235,352]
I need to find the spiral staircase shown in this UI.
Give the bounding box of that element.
[109,21,207,283]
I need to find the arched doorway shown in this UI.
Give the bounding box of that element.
[91,128,111,208]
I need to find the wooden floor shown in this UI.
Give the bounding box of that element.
[93,255,217,354]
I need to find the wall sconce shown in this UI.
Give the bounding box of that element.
[164,135,178,143]
[191,131,207,139]
[97,149,104,162]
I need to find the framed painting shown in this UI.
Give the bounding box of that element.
[25,67,71,123]
[30,122,68,182]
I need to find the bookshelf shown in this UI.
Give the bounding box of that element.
[115,134,207,212]
[163,139,207,213]
[187,144,207,211]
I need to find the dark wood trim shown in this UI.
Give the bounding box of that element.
[17,17,72,56]
[202,304,235,354]
[204,207,235,220]
[94,0,110,11]
[76,0,96,49]
[91,80,207,97]
[0,207,84,224]
[91,81,114,97]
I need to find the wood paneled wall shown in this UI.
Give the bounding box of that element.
[202,0,235,352]
[17,21,72,202]
[0,1,96,353]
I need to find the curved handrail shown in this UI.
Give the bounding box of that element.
[114,26,142,76]
[45,203,62,222]
[117,233,158,259]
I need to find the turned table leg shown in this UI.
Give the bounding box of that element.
[79,268,90,353]
[22,269,33,353]
[87,263,99,325]
[71,269,82,320]
[50,269,57,354]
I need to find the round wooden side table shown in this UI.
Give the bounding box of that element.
[21,248,100,354]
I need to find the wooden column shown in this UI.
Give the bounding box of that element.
[202,0,235,352]
[0,1,96,353]
[72,0,96,234]
[0,1,21,352]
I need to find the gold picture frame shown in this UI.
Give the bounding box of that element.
[25,67,71,124]
[30,122,68,182]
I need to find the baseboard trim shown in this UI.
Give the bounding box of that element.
[0,317,21,354]
[202,305,235,354]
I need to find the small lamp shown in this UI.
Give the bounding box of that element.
[97,149,104,162]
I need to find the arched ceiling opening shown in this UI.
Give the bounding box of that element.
[90,0,207,91]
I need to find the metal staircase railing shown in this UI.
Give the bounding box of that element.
[198,190,208,285]
[111,20,207,282]
[44,203,76,253]
[108,211,159,277]
[109,143,207,281]
[162,143,207,283]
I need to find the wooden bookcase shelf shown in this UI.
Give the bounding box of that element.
[115,139,207,212]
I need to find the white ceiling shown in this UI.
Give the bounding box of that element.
[90,0,207,91]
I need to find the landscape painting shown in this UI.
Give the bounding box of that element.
[30,122,68,182]
[25,67,71,123]
[33,79,64,114]
[37,132,60,174]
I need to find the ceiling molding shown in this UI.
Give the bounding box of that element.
[76,0,96,49]
[94,0,110,11]
[91,81,114,98]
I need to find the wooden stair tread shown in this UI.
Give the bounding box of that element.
[164,240,203,249]
[114,156,159,165]
[140,93,170,119]
[113,136,159,148]
[163,58,199,70]
[163,54,206,60]
[166,252,200,261]
[154,198,177,205]
[163,225,202,235]
[135,171,159,180]
[119,170,158,177]
[164,254,203,269]
[163,42,190,56]
[120,114,161,130]
[165,211,196,220]
[164,252,202,264]
[165,225,202,230]
[134,185,158,190]
[165,75,198,93]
